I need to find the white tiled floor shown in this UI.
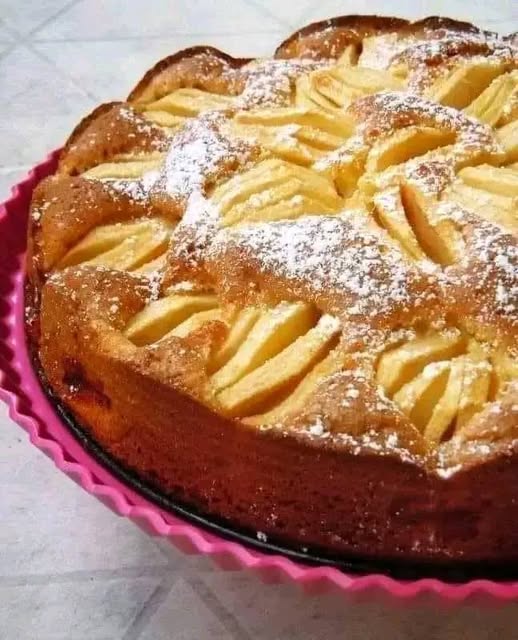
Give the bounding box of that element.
[1,1,518,638]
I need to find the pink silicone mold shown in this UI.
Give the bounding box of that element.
[2,152,518,603]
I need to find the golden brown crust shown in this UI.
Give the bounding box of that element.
[275,15,409,59]
[59,102,169,175]
[26,14,518,564]
[29,175,157,274]
[129,46,251,104]
[398,16,489,37]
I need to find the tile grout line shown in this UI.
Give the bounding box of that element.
[0,40,18,63]
[26,0,83,40]
[244,0,295,31]
[0,1,100,107]
[187,574,255,640]
[121,573,179,640]
[0,565,170,588]
[150,538,188,568]
[27,41,100,103]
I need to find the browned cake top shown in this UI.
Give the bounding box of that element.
[29,15,518,477]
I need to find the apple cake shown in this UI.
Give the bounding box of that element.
[26,15,518,568]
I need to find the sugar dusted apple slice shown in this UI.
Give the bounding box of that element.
[142,87,234,117]
[212,158,342,213]
[85,220,172,271]
[211,302,318,392]
[496,119,518,164]
[464,70,518,126]
[331,65,404,93]
[373,188,427,261]
[456,351,492,429]
[226,190,337,226]
[390,348,493,442]
[458,164,518,198]
[322,136,369,197]
[296,74,338,112]
[400,182,463,265]
[377,330,466,396]
[142,110,187,128]
[310,70,362,108]
[59,220,154,268]
[212,158,292,212]
[307,66,403,110]
[58,219,173,271]
[393,360,451,429]
[222,178,336,227]
[232,123,316,167]
[209,307,261,372]
[234,114,349,167]
[264,139,318,167]
[217,314,340,417]
[131,253,167,276]
[366,127,455,173]
[423,357,465,443]
[295,125,345,151]
[164,308,224,339]
[426,59,507,109]
[213,158,342,226]
[124,294,218,346]
[447,181,517,229]
[234,107,353,138]
[83,157,162,179]
[245,349,343,425]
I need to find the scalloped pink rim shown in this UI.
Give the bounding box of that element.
[1,152,518,602]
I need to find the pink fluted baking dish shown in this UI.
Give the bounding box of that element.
[2,151,518,603]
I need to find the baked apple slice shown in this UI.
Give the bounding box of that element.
[211,301,317,392]
[124,293,218,345]
[217,314,340,416]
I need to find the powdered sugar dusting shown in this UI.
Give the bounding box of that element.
[352,91,497,151]
[211,213,436,322]
[172,190,221,268]
[456,220,518,327]
[405,159,456,197]
[390,32,517,90]
[118,105,169,149]
[232,58,330,109]
[104,169,160,203]
[154,113,256,202]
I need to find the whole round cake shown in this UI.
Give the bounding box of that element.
[26,15,518,569]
